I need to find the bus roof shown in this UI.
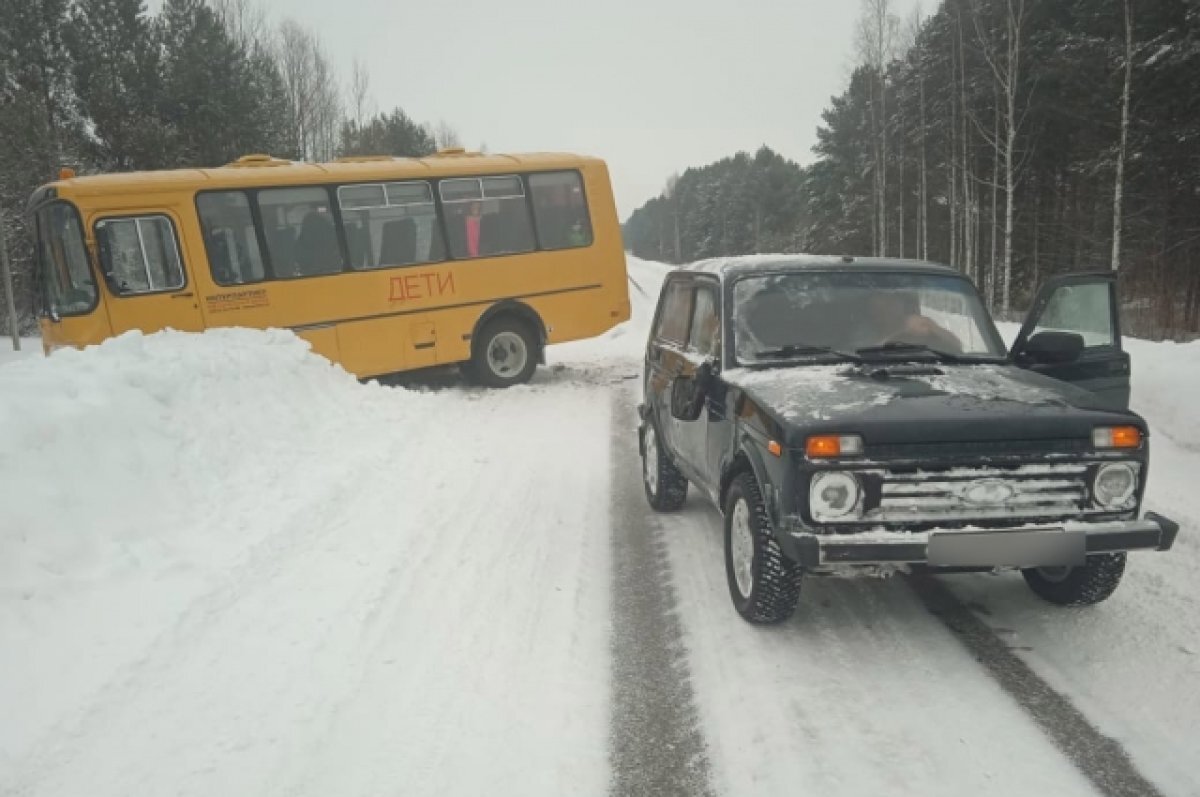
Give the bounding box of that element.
[36,150,605,200]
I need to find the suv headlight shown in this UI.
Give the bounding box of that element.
[810,471,862,521]
[1093,462,1138,509]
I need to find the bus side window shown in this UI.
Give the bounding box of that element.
[440,176,535,260]
[258,187,344,278]
[529,171,592,250]
[336,181,445,270]
[197,191,265,285]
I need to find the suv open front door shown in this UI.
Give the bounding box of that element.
[1010,273,1131,410]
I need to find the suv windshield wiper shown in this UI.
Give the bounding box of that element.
[854,342,976,363]
[752,344,863,363]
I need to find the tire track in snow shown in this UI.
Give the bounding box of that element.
[910,574,1167,797]
[607,391,715,797]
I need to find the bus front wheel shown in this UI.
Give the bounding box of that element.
[468,317,539,388]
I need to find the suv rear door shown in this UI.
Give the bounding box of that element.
[1010,273,1131,410]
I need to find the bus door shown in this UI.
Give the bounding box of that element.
[92,211,204,334]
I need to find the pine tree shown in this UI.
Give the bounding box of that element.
[68,0,168,170]
[338,108,436,158]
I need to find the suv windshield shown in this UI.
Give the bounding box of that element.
[733,270,1006,365]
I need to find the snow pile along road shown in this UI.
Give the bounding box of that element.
[0,328,390,594]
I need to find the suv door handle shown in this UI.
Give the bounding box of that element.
[171,292,195,299]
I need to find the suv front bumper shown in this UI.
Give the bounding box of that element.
[783,512,1180,569]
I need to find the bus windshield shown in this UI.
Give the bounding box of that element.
[36,203,95,317]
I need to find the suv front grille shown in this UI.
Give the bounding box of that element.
[867,438,1090,460]
[865,462,1091,524]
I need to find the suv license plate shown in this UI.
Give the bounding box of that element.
[927,529,1086,568]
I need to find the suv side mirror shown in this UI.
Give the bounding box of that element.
[1019,330,1085,365]
[670,360,716,422]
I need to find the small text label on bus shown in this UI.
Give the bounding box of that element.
[389,271,456,303]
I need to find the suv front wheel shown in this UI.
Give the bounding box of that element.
[724,472,802,624]
[1021,553,1126,606]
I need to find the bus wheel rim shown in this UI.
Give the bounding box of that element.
[487,331,528,377]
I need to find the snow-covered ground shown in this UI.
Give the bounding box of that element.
[2,257,1199,796]
[0,338,40,368]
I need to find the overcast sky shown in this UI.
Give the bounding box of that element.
[238,0,920,217]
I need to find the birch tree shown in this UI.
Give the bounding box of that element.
[972,0,1029,316]
[1111,0,1132,272]
[857,0,899,257]
[276,20,340,161]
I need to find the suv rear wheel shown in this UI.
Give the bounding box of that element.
[724,472,802,624]
[1021,553,1126,606]
[642,422,688,511]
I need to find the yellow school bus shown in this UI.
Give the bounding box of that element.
[27,149,630,386]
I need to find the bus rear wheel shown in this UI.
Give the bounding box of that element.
[468,317,539,388]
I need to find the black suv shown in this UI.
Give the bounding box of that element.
[638,256,1179,624]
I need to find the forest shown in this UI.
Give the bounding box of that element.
[624,0,1200,338]
[0,0,454,334]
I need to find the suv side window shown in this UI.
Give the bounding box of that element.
[686,284,720,359]
[656,280,694,345]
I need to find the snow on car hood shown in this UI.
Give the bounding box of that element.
[722,363,1132,444]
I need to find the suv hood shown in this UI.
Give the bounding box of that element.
[724,363,1142,447]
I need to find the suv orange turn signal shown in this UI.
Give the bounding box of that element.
[805,434,864,458]
[1092,426,1142,449]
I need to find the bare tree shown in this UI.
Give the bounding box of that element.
[431,120,462,150]
[664,173,682,262]
[276,19,341,161]
[349,57,372,131]
[972,0,1029,317]
[956,5,978,288]
[214,0,269,51]
[989,85,1000,304]
[906,5,929,261]
[856,0,899,257]
[1111,0,1133,272]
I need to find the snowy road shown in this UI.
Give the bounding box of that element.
[3,257,1199,796]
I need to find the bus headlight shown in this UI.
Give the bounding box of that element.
[810,471,862,521]
[1093,462,1137,509]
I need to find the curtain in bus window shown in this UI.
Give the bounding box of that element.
[257,187,344,278]
[37,203,96,315]
[337,182,445,269]
[95,217,185,294]
[198,191,266,285]
[440,176,535,259]
[529,171,592,250]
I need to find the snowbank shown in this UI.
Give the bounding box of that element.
[0,338,40,368]
[0,328,397,596]
[0,256,667,597]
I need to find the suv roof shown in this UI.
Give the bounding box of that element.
[681,254,961,282]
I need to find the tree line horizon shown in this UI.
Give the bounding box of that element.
[623,0,1200,340]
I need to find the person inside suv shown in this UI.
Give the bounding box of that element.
[863,290,963,353]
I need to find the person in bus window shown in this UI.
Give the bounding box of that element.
[564,187,590,246]
[466,201,482,257]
